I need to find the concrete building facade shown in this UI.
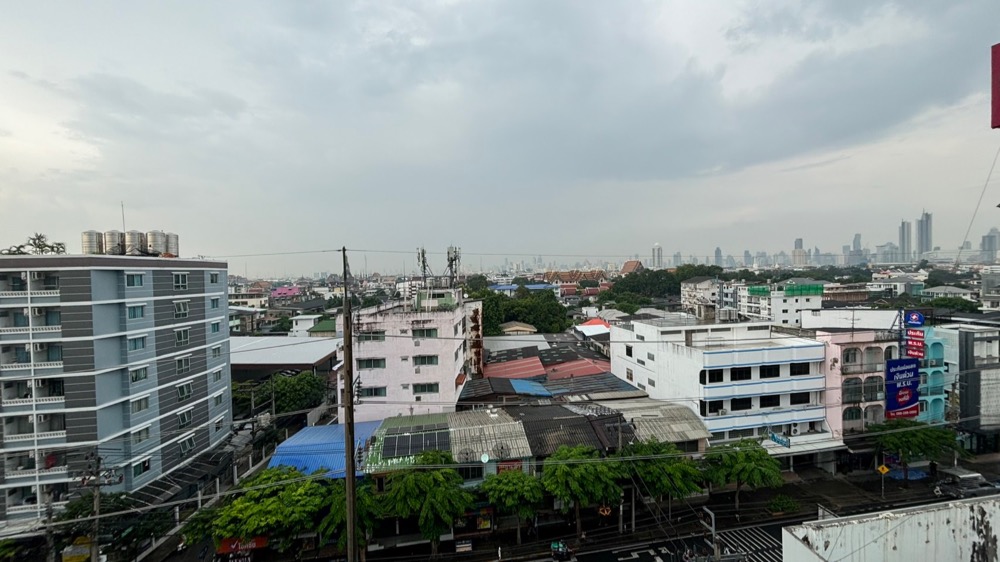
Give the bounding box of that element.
[0,255,231,530]
[344,289,483,423]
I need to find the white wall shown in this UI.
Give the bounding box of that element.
[801,309,900,330]
[783,496,1000,562]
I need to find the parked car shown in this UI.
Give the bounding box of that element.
[934,468,1000,499]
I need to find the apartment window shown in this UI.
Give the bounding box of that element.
[413,383,439,394]
[759,395,780,408]
[637,359,646,366]
[357,358,386,369]
[699,369,724,384]
[413,355,439,366]
[781,309,789,314]
[173,273,189,290]
[729,428,755,439]
[843,349,860,363]
[130,396,149,414]
[626,368,634,382]
[175,328,190,347]
[179,436,197,455]
[919,400,927,413]
[212,346,221,358]
[625,345,633,358]
[132,427,151,445]
[730,397,752,411]
[730,367,752,382]
[211,297,220,309]
[412,328,438,339]
[647,378,656,387]
[177,409,193,428]
[212,370,222,383]
[458,465,484,481]
[360,387,387,397]
[710,431,727,442]
[646,352,655,361]
[637,383,646,390]
[213,394,224,407]
[177,382,193,402]
[127,305,145,319]
[176,357,191,374]
[210,272,220,284]
[211,321,221,334]
[759,365,780,379]
[707,400,724,414]
[636,335,645,341]
[126,274,144,287]
[132,458,151,478]
[127,336,146,351]
[790,392,811,405]
[130,367,148,383]
[920,373,928,386]
[790,362,811,376]
[174,301,189,319]
[215,418,225,432]
[358,331,386,342]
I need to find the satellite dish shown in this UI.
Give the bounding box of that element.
[480,453,490,464]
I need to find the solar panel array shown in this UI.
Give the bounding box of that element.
[382,425,451,459]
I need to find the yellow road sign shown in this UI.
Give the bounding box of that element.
[878,465,890,475]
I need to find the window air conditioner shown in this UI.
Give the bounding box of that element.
[30,273,43,281]
[718,409,727,416]
[33,380,46,388]
[36,414,48,423]
[791,427,801,435]
[32,344,46,352]
[32,309,44,317]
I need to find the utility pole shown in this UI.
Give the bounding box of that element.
[342,247,358,562]
[90,453,102,562]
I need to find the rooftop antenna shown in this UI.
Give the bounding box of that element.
[446,246,462,288]
[417,247,431,287]
[120,201,126,232]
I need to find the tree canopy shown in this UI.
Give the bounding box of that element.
[473,289,571,336]
[620,439,702,501]
[867,419,964,483]
[383,451,474,555]
[59,492,171,559]
[319,481,382,559]
[927,296,980,314]
[1,233,67,256]
[184,467,328,552]
[463,275,489,292]
[703,439,783,512]
[541,445,621,538]
[272,370,328,414]
[480,468,544,544]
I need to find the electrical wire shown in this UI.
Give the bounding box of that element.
[956,140,1000,265]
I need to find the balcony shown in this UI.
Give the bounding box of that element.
[921,358,945,368]
[5,452,69,479]
[842,363,884,375]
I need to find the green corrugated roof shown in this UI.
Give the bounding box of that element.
[307,319,337,332]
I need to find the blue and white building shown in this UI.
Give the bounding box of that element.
[0,254,232,532]
[610,313,844,472]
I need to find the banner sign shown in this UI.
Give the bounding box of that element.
[906,329,924,340]
[218,537,269,554]
[886,358,920,419]
[907,339,925,350]
[906,347,925,359]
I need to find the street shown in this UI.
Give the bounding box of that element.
[576,524,785,562]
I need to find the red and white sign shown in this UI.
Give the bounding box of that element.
[906,347,925,359]
[907,339,925,350]
[906,329,924,340]
[218,537,268,554]
[887,404,920,419]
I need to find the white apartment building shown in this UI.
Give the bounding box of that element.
[737,279,825,327]
[610,313,843,472]
[341,289,483,423]
[680,277,720,314]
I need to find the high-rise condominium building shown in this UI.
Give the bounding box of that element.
[899,220,912,263]
[916,212,933,257]
[0,255,231,530]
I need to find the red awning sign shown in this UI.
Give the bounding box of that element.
[906,348,925,359]
[907,339,925,350]
[218,537,268,554]
[906,329,924,340]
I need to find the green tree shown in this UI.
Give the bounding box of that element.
[703,439,782,512]
[318,481,382,560]
[384,451,474,555]
[272,370,328,414]
[481,469,544,545]
[1,233,67,256]
[928,297,979,314]
[464,275,489,292]
[867,419,964,485]
[274,316,293,332]
[186,467,328,552]
[541,445,621,538]
[620,440,702,519]
[58,492,171,560]
[511,277,529,286]
[578,280,599,288]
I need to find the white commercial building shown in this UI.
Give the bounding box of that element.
[680,277,720,316]
[610,313,843,472]
[783,496,1000,561]
[341,289,483,422]
[737,278,825,327]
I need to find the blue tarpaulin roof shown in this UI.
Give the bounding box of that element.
[269,421,382,478]
[509,379,553,397]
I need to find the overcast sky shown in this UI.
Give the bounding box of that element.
[2,1,999,276]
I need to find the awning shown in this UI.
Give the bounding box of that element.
[762,436,847,457]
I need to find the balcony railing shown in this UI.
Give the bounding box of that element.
[2,396,65,407]
[5,465,68,479]
[2,430,66,443]
[30,290,60,297]
[0,326,60,335]
[842,363,884,374]
[0,291,26,298]
[6,504,39,515]
[0,361,63,372]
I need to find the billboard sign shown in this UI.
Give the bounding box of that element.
[906,329,924,339]
[905,311,925,327]
[886,358,920,419]
[906,347,925,359]
[907,338,925,350]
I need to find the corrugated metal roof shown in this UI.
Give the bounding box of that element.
[447,410,533,461]
[509,379,552,396]
[230,336,342,366]
[483,356,547,379]
[268,421,382,478]
[597,399,711,443]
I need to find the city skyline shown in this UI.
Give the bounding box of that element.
[2,2,1000,277]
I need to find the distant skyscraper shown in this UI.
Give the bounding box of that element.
[916,211,933,257]
[743,250,752,267]
[672,252,682,267]
[899,220,912,263]
[852,234,861,252]
[652,243,663,269]
[794,238,804,250]
[714,247,723,267]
